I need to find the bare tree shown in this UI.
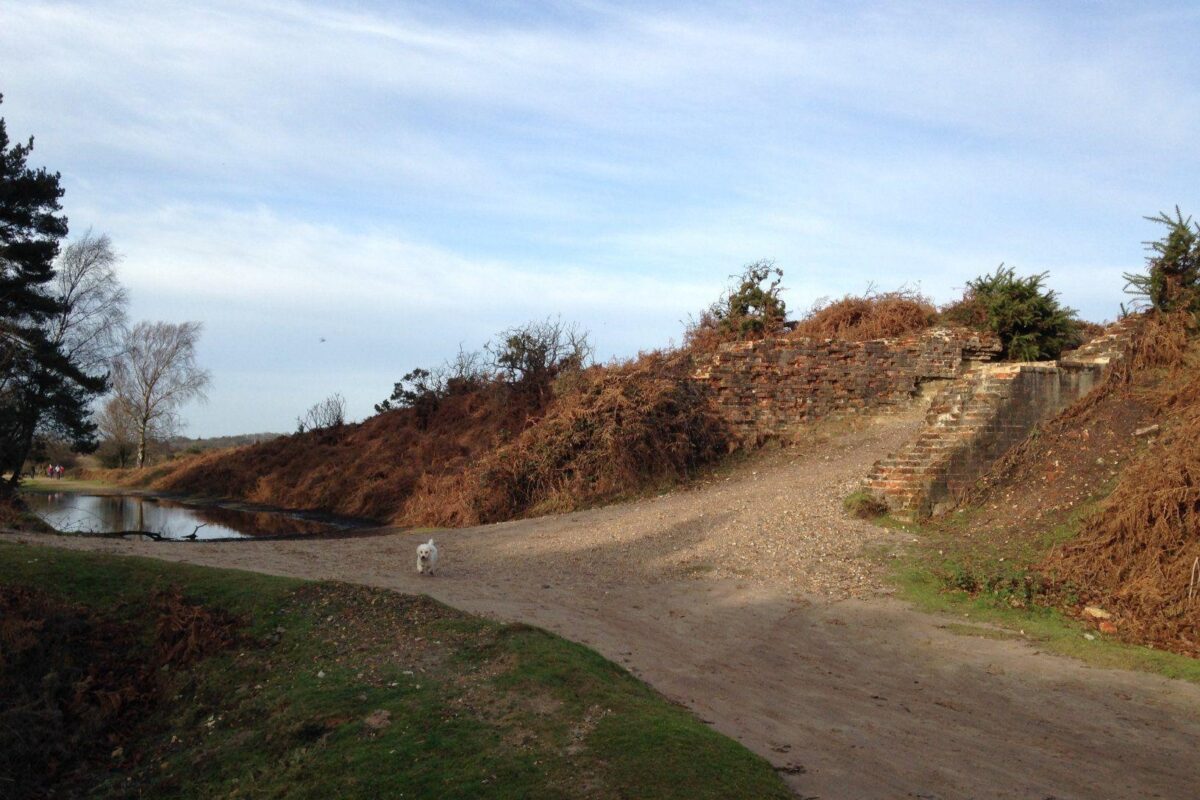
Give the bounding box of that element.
[94,395,136,468]
[486,316,593,391]
[111,321,211,467]
[1,231,127,486]
[48,230,128,372]
[297,393,346,433]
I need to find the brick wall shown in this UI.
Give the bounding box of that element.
[865,318,1137,519]
[690,327,1001,443]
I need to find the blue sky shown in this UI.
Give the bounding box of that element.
[2,1,1198,436]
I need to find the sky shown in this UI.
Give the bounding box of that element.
[2,0,1198,436]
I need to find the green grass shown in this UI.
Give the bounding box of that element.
[0,543,791,799]
[19,476,122,493]
[887,518,1200,685]
[895,562,1200,682]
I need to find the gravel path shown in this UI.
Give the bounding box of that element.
[9,409,1200,799]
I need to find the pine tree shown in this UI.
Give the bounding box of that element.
[1123,208,1200,313]
[0,95,106,490]
[944,266,1080,361]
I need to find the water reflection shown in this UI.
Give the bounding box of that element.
[23,493,344,540]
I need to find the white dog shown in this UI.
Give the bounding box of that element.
[416,538,439,576]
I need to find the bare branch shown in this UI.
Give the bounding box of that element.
[297,393,346,432]
[110,320,212,467]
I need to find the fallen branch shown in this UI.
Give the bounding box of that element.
[81,530,168,541]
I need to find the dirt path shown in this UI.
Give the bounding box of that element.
[9,412,1200,799]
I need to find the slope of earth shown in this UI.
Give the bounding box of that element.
[127,386,539,524]
[909,313,1200,655]
[1043,317,1200,654]
[13,408,1200,799]
[109,353,728,530]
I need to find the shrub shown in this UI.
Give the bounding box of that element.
[486,317,592,397]
[793,287,937,341]
[374,347,489,425]
[686,261,787,348]
[941,266,1081,360]
[374,367,446,424]
[296,393,345,433]
[1123,207,1200,313]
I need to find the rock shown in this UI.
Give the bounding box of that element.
[1083,606,1112,620]
[1083,633,1096,641]
[317,670,326,679]
[1133,424,1160,437]
[364,710,392,731]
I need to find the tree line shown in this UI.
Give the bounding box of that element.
[0,95,210,491]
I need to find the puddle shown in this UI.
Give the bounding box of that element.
[22,492,362,540]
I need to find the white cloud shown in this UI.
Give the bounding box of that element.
[1,0,1196,433]
[103,204,715,315]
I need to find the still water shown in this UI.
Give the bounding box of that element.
[23,492,346,540]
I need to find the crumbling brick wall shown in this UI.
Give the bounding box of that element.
[691,327,1001,443]
[865,318,1138,519]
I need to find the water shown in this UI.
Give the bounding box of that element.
[23,492,348,540]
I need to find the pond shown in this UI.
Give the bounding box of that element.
[22,492,359,540]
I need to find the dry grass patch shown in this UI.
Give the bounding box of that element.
[1043,312,1200,655]
[791,288,937,341]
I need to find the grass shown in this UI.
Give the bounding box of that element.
[882,503,1200,684]
[19,476,123,493]
[894,561,1200,682]
[0,542,791,799]
[842,488,888,520]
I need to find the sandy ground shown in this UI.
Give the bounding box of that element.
[8,411,1200,799]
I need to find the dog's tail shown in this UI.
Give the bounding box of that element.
[427,538,435,546]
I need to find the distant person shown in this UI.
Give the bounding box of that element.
[55,464,64,479]
[47,464,53,479]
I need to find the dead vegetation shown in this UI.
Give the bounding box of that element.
[140,350,730,528]
[1042,312,1200,655]
[406,352,731,525]
[105,272,1114,546]
[147,385,541,523]
[0,584,241,797]
[791,288,937,341]
[939,312,1200,655]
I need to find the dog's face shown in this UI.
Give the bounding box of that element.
[416,544,432,563]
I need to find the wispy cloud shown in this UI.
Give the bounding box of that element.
[86,204,715,433]
[1,0,1196,433]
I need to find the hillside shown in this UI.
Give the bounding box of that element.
[139,352,727,527]
[103,281,1088,529]
[904,312,1200,656]
[17,406,1200,798]
[169,432,284,452]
